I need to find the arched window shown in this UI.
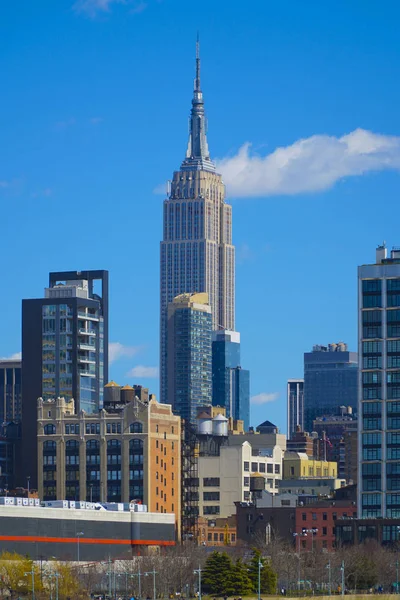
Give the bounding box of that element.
[43,440,57,501]
[129,439,144,502]
[86,439,100,502]
[65,440,80,500]
[107,440,121,502]
[43,440,56,452]
[130,422,143,434]
[44,424,56,435]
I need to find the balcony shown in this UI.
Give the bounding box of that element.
[78,312,99,321]
[79,329,96,336]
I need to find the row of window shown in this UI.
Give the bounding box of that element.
[244,461,280,474]
[45,421,144,435]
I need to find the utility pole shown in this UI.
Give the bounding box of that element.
[144,569,157,600]
[327,560,331,596]
[258,558,263,600]
[194,566,202,600]
[24,569,35,600]
[341,561,345,596]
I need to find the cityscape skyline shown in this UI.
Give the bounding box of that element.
[2,1,400,432]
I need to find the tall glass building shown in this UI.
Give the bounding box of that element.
[287,379,304,440]
[167,293,212,424]
[0,359,22,424]
[304,343,358,432]
[212,330,250,430]
[358,244,400,518]
[160,41,235,404]
[21,270,108,488]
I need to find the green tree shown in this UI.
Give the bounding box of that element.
[248,549,277,595]
[226,558,253,596]
[49,561,86,599]
[0,551,42,599]
[202,551,234,595]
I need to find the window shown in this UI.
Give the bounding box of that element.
[322,527,327,535]
[243,462,249,472]
[171,426,174,434]
[302,513,306,521]
[312,513,317,521]
[244,477,250,487]
[323,513,327,521]
[267,464,273,474]
[259,463,265,473]
[130,422,143,434]
[203,506,220,515]
[251,462,258,472]
[203,478,220,487]
[275,464,280,474]
[44,424,56,435]
[203,492,220,501]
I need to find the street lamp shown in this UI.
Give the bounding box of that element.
[144,569,157,600]
[293,532,307,591]
[131,569,142,599]
[49,572,60,600]
[27,476,31,495]
[194,566,202,600]
[24,569,35,600]
[326,560,331,596]
[340,560,345,596]
[257,559,263,600]
[303,527,318,552]
[76,531,84,562]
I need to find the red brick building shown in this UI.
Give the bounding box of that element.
[295,499,357,551]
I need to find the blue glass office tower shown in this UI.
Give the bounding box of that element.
[304,343,358,432]
[167,293,212,424]
[212,330,250,430]
[358,244,400,518]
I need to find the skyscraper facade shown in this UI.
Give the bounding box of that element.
[21,270,109,488]
[160,42,235,404]
[287,379,304,440]
[304,343,358,432]
[167,293,212,424]
[0,359,22,424]
[212,330,250,430]
[358,244,400,518]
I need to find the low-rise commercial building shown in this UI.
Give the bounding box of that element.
[283,452,337,479]
[198,440,283,518]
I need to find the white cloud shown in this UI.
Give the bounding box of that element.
[126,365,159,379]
[73,0,126,16]
[217,128,400,197]
[109,342,141,364]
[1,352,21,361]
[251,392,279,405]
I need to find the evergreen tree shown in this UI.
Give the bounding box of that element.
[226,558,253,596]
[247,549,277,595]
[202,551,234,595]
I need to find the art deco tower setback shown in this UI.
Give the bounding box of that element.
[160,42,235,404]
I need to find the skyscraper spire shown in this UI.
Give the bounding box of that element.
[181,38,215,172]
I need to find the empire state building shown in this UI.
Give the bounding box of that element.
[160,42,235,404]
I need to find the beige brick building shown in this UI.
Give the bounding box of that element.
[37,391,181,537]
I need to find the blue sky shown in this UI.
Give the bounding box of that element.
[2,0,400,431]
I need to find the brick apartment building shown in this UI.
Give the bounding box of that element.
[295,499,357,551]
